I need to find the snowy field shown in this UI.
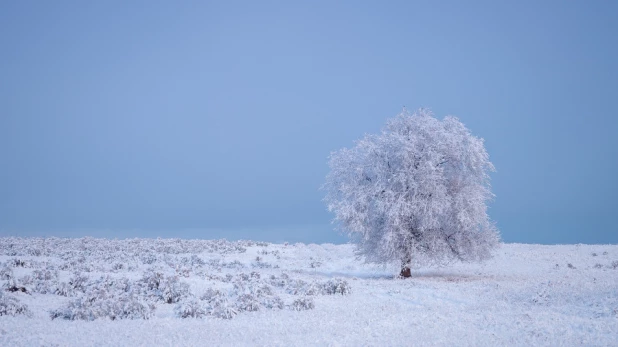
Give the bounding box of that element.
[0,237,617,346]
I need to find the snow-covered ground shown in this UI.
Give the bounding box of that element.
[0,237,616,346]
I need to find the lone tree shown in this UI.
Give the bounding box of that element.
[324,108,499,277]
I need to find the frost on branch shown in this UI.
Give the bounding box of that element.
[324,108,500,275]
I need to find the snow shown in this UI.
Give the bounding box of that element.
[0,237,617,346]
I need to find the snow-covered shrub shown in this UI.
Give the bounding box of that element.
[49,273,154,320]
[180,255,205,268]
[140,252,158,265]
[175,299,207,318]
[309,258,322,268]
[232,273,267,293]
[160,278,191,304]
[207,258,221,270]
[28,269,59,294]
[112,296,155,320]
[291,297,314,311]
[0,265,13,280]
[268,274,304,294]
[254,284,273,297]
[54,282,74,297]
[303,282,323,296]
[111,263,124,271]
[199,288,241,319]
[200,289,237,319]
[3,278,28,294]
[269,274,287,288]
[17,275,31,286]
[221,243,247,255]
[174,266,192,278]
[50,293,155,321]
[230,277,284,312]
[284,279,310,295]
[32,269,58,282]
[265,274,351,297]
[138,271,190,303]
[321,278,352,295]
[54,273,89,297]
[222,260,245,269]
[611,260,618,269]
[191,254,205,266]
[212,302,237,319]
[200,288,225,302]
[69,272,89,292]
[7,259,28,268]
[0,291,31,317]
[236,293,260,312]
[260,295,284,309]
[140,270,165,292]
[252,258,273,269]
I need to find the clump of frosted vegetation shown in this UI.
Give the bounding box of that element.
[268,273,351,296]
[292,297,315,311]
[173,273,349,319]
[171,274,350,319]
[0,236,354,321]
[138,270,191,304]
[324,108,500,276]
[49,274,156,321]
[322,278,352,295]
[0,265,13,280]
[175,299,207,318]
[0,291,31,317]
[199,288,237,319]
[50,294,154,321]
[19,269,59,294]
[7,258,30,268]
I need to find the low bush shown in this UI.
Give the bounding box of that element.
[0,291,31,317]
[292,297,314,311]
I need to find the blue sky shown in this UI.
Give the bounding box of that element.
[1,1,617,244]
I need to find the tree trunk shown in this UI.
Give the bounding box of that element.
[400,257,412,278]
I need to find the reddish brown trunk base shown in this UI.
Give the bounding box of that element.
[400,267,411,278]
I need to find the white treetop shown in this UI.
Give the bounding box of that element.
[324,109,499,269]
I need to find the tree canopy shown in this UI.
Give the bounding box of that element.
[324,109,499,274]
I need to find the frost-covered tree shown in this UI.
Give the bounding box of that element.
[323,108,499,277]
